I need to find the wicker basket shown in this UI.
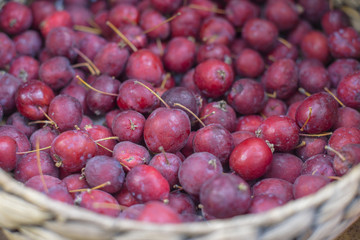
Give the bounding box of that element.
[2,1,360,240]
[332,0,360,31]
[1,162,360,240]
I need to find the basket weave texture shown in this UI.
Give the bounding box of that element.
[2,1,360,240]
[332,0,360,31]
[1,163,360,240]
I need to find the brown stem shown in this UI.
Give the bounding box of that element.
[119,162,131,172]
[325,145,346,161]
[94,136,119,142]
[73,48,101,75]
[106,21,138,52]
[328,176,342,181]
[28,120,53,126]
[134,80,170,108]
[300,107,312,131]
[173,103,205,127]
[260,113,267,120]
[324,87,345,108]
[143,12,181,34]
[72,62,96,76]
[173,184,183,190]
[73,25,102,35]
[188,4,226,14]
[156,38,164,56]
[158,146,169,165]
[299,132,333,137]
[95,142,113,153]
[76,75,118,97]
[92,202,128,211]
[268,55,276,62]
[38,107,59,129]
[92,181,111,190]
[16,146,52,155]
[266,91,277,98]
[160,73,171,89]
[278,37,292,49]
[200,111,215,120]
[294,140,306,149]
[192,111,215,125]
[298,87,311,97]
[69,181,111,193]
[36,138,48,194]
[88,18,100,28]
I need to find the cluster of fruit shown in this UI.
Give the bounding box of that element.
[1,0,360,224]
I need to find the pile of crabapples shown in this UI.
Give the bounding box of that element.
[1,0,360,223]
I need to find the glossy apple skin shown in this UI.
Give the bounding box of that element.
[229,137,273,181]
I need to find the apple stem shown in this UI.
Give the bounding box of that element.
[158,146,170,165]
[92,181,111,190]
[201,111,215,120]
[16,146,52,155]
[143,12,181,34]
[28,120,52,126]
[202,34,219,44]
[188,4,226,14]
[311,169,318,175]
[119,162,131,172]
[69,181,111,193]
[134,80,170,108]
[88,19,101,29]
[173,184,183,190]
[294,140,306,149]
[278,37,292,49]
[300,107,312,131]
[324,87,346,107]
[160,73,171,89]
[94,136,119,142]
[192,110,215,125]
[35,138,48,194]
[156,38,164,56]
[92,202,128,211]
[38,107,59,130]
[268,55,276,62]
[105,21,138,52]
[298,87,311,97]
[325,145,346,161]
[73,48,101,75]
[299,132,332,137]
[173,103,206,127]
[95,142,113,153]
[76,75,118,97]
[73,25,102,35]
[72,62,96,75]
[328,176,341,181]
[260,112,267,119]
[266,91,277,98]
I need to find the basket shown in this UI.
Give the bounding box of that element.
[1,162,360,240]
[2,1,360,240]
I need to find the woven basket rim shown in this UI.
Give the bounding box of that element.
[1,161,360,234]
